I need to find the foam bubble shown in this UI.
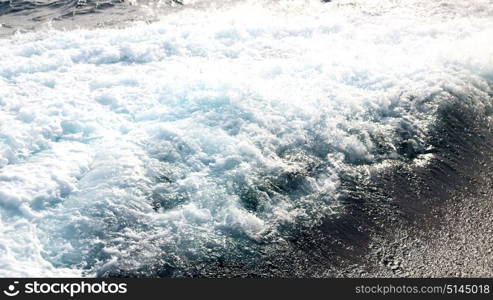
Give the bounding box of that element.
[0,0,492,276]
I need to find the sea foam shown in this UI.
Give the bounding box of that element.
[0,0,492,276]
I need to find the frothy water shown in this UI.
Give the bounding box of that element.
[0,0,492,276]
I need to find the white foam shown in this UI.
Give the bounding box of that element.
[0,0,492,276]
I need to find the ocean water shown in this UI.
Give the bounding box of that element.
[0,0,492,277]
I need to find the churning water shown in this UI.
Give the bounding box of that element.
[0,0,492,276]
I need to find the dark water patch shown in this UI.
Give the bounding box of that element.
[151,187,189,210]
